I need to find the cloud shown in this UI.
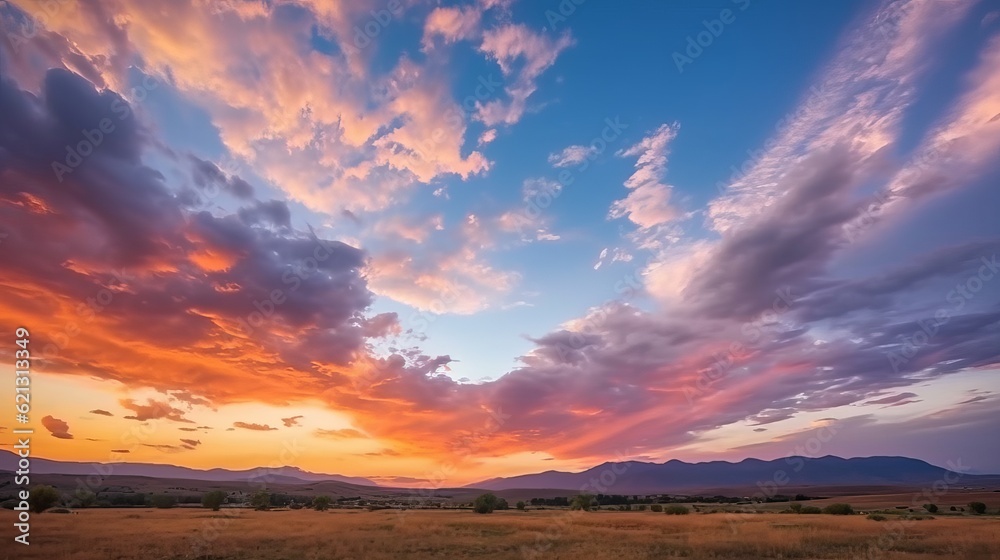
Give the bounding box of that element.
[120,399,194,424]
[548,144,597,168]
[422,5,483,50]
[142,443,185,453]
[42,415,73,439]
[366,217,520,314]
[609,123,681,230]
[478,128,498,145]
[0,66,397,409]
[476,24,574,126]
[707,0,975,233]
[89,409,113,416]
[281,416,304,428]
[864,392,919,406]
[314,428,366,440]
[110,449,130,453]
[167,390,213,408]
[180,438,202,449]
[233,422,277,431]
[4,0,494,217]
[363,449,401,457]
[2,0,999,473]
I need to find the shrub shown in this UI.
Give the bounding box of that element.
[663,505,689,515]
[637,505,646,511]
[29,485,61,513]
[968,502,987,515]
[289,502,303,510]
[788,503,803,513]
[650,504,663,512]
[496,498,509,510]
[923,504,938,513]
[48,508,72,514]
[570,494,594,511]
[74,490,96,508]
[250,491,271,511]
[823,503,854,515]
[867,514,887,521]
[800,506,822,514]
[201,490,227,511]
[473,493,499,514]
[313,496,331,511]
[150,494,177,509]
[516,501,526,511]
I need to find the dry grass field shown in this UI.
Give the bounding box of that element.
[4,508,998,560]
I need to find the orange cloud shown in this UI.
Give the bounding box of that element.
[41,415,73,439]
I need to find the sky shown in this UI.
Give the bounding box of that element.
[1,0,999,486]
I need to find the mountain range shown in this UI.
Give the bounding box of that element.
[0,450,376,486]
[469,456,1000,494]
[4,451,998,495]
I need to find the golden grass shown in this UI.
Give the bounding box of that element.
[4,508,998,559]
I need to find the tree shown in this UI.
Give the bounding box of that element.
[570,493,594,511]
[663,504,689,515]
[516,501,526,511]
[650,504,663,512]
[29,486,61,513]
[822,503,854,515]
[923,504,938,513]
[473,493,499,514]
[201,490,227,511]
[496,498,509,510]
[250,491,271,511]
[968,502,987,515]
[789,503,803,513]
[313,496,332,511]
[74,490,96,508]
[150,494,177,509]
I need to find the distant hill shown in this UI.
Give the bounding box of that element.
[6,451,997,497]
[0,449,377,486]
[470,456,1000,494]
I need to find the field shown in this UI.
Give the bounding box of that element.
[5,508,999,559]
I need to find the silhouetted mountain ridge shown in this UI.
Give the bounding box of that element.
[469,455,995,493]
[0,449,376,486]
